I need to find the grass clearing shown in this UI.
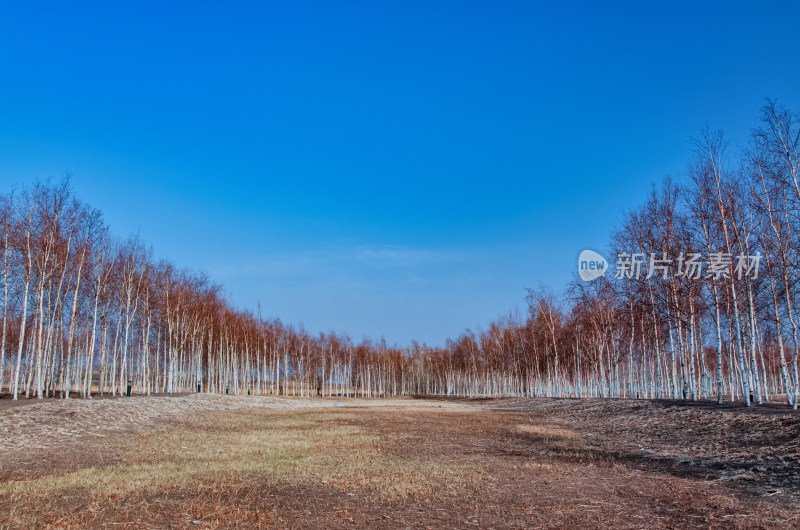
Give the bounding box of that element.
[1,408,485,505]
[1,397,798,528]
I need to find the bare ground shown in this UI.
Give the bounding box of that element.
[484,397,800,499]
[0,395,798,529]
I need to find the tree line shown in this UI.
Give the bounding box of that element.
[0,100,797,407]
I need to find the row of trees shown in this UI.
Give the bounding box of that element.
[597,100,799,409]
[0,100,797,407]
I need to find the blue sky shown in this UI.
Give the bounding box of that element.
[1,1,798,345]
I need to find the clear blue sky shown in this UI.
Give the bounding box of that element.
[1,1,798,345]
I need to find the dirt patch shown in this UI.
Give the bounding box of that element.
[353,405,799,528]
[487,398,800,500]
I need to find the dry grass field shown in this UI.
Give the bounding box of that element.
[0,395,798,528]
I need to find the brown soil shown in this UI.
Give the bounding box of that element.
[0,396,798,528]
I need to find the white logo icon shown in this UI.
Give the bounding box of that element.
[578,250,608,282]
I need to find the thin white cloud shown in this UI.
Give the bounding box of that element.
[213,244,463,278]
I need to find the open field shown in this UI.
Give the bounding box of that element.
[0,395,798,529]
